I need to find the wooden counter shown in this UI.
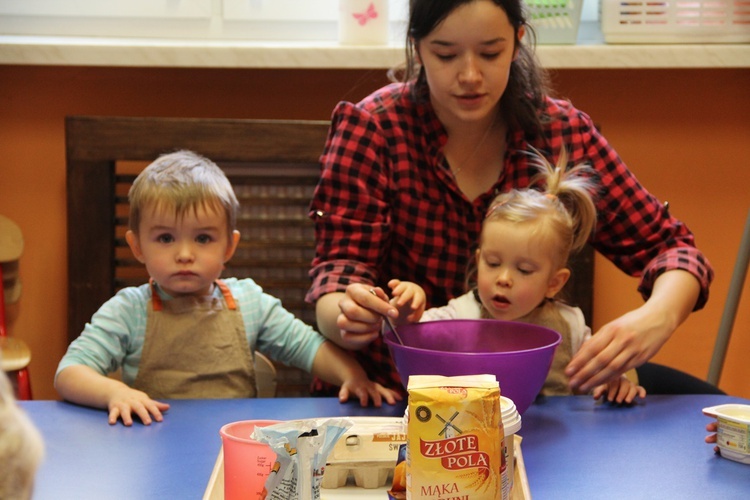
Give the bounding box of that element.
[1,23,748,69]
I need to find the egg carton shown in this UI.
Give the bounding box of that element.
[321,460,396,489]
[321,417,406,489]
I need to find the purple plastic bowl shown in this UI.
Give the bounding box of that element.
[383,319,561,415]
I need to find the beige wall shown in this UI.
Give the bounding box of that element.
[0,65,748,400]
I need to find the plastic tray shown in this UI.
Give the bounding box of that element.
[203,435,531,500]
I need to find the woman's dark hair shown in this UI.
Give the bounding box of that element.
[395,0,551,135]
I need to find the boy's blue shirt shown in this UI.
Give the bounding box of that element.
[56,277,325,386]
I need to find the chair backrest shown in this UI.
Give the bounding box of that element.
[0,247,33,400]
[65,115,594,396]
[1,214,24,338]
[254,351,277,398]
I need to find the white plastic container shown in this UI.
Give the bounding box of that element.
[601,0,750,44]
[501,396,523,492]
[338,0,389,45]
[703,404,750,465]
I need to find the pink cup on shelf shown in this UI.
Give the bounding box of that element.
[220,419,281,500]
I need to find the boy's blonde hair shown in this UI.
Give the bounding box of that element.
[482,147,597,269]
[128,150,239,237]
[0,370,44,499]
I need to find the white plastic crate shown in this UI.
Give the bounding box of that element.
[527,0,584,44]
[602,0,750,43]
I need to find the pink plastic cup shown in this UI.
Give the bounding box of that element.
[220,419,281,500]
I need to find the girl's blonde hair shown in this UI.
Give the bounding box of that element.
[128,150,239,237]
[482,147,597,269]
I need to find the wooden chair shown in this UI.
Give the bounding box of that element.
[66,116,331,396]
[254,351,277,398]
[65,115,594,397]
[0,216,32,400]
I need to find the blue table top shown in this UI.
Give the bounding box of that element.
[21,394,750,499]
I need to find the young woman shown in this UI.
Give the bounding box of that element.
[307,0,713,397]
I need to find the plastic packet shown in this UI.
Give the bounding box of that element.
[387,443,407,500]
[251,418,353,500]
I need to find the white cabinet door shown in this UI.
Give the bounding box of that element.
[220,0,406,41]
[0,0,212,18]
[0,0,213,38]
[223,0,338,21]
[221,0,337,40]
[0,0,408,40]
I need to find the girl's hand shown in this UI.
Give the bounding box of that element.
[388,279,426,325]
[591,375,646,405]
[107,386,170,426]
[337,376,403,408]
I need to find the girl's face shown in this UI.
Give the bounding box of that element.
[126,203,239,297]
[416,0,522,129]
[476,219,569,321]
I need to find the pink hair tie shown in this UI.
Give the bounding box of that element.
[545,193,558,201]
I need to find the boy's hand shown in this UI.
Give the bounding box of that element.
[591,375,646,405]
[338,376,403,408]
[312,340,403,407]
[705,421,719,453]
[388,279,426,325]
[107,386,170,426]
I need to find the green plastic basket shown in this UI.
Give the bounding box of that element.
[526,0,584,44]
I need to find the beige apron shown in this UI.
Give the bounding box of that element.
[518,301,574,396]
[133,280,257,399]
[482,297,573,395]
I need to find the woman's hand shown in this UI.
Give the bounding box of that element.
[318,284,401,351]
[566,270,699,393]
[566,305,670,393]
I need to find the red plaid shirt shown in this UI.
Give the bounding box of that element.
[307,81,713,394]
